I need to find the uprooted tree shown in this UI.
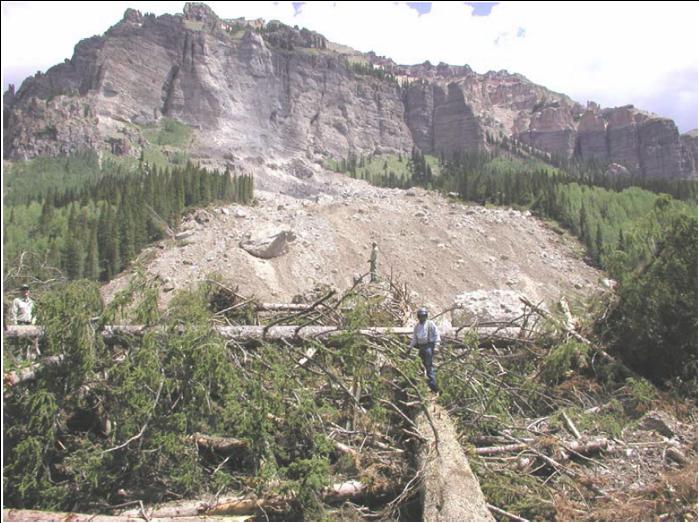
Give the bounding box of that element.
[3,274,696,521]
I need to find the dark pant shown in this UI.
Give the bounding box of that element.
[418,343,438,391]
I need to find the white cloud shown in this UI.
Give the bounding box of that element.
[2,1,697,131]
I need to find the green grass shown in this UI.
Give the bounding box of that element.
[3,152,103,205]
[488,155,559,176]
[141,118,192,149]
[135,118,192,169]
[326,153,440,185]
[4,118,194,205]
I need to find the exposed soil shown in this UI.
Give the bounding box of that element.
[103,168,604,314]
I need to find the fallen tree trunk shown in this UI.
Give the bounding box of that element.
[119,494,276,519]
[189,433,248,452]
[4,325,524,390]
[476,437,609,459]
[256,303,313,312]
[4,355,65,387]
[5,324,522,345]
[255,303,353,312]
[4,325,45,339]
[416,403,494,521]
[120,480,379,519]
[1,508,240,522]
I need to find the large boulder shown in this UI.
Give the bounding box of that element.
[239,228,296,259]
[451,289,528,327]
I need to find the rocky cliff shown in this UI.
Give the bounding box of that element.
[4,3,696,180]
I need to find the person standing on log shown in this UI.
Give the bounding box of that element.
[408,306,440,393]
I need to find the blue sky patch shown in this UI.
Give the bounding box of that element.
[406,2,432,15]
[466,2,499,16]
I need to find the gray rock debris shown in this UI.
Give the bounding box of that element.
[239,229,297,259]
[452,289,530,327]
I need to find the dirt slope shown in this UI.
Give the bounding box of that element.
[103,169,603,313]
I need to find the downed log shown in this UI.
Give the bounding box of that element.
[120,480,379,519]
[256,303,314,312]
[5,324,523,346]
[503,434,617,501]
[189,433,248,452]
[476,442,529,456]
[475,437,609,459]
[417,403,494,521]
[665,446,688,465]
[255,303,354,312]
[119,494,275,519]
[562,411,582,440]
[1,508,241,521]
[4,325,45,339]
[4,355,65,387]
[487,503,530,522]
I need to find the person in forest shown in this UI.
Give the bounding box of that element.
[11,284,35,326]
[408,306,440,393]
[11,284,40,359]
[369,242,379,282]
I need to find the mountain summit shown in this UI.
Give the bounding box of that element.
[3,2,696,180]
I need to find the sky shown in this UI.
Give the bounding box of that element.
[2,1,697,132]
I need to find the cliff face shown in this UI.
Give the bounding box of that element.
[4,4,413,163]
[3,3,696,180]
[395,62,695,178]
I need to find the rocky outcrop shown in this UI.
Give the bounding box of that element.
[3,93,100,159]
[568,106,694,179]
[4,4,413,162]
[431,83,485,156]
[638,118,684,179]
[402,75,487,156]
[681,129,698,176]
[3,3,695,180]
[576,110,608,163]
[517,105,577,160]
[239,228,296,259]
[451,289,528,327]
[403,80,434,153]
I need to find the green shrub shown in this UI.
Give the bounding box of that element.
[540,340,589,384]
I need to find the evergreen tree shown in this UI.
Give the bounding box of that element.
[118,201,136,269]
[39,196,55,234]
[85,223,100,281]
[64,236,84,280]
[595,223,604,264]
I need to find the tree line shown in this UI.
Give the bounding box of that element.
[4,160,253,283]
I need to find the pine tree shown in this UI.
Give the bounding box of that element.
[39,196,55,234]
[578,204,588,238]
[617,229,625,251]
[64,236,84,280]
[595,223,604,264]
[98,204,120,280]
[85,224,100,281]
[118,201,136,269]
